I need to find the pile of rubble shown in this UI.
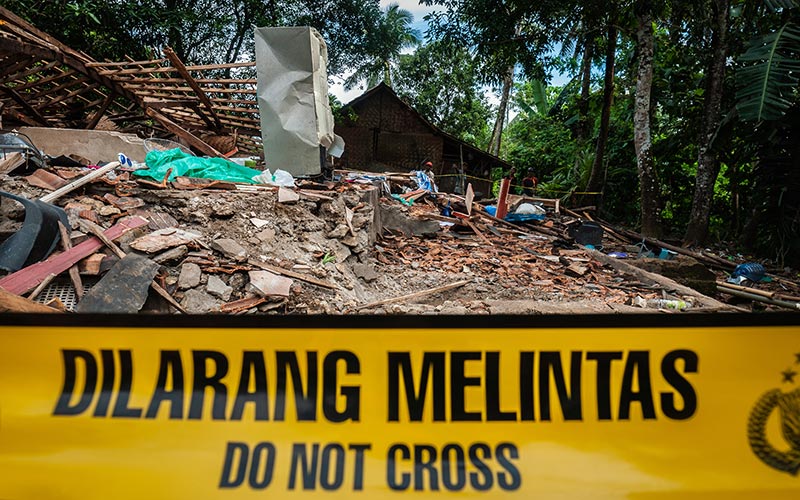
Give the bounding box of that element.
[2,139,799,315]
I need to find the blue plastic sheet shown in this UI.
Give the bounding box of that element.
[484,205,545,222]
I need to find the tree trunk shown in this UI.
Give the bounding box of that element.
[576,38,593,145]
[488,65,513,157]
[383,58,394,87]
[633,2,660,237]
[684,0,730,246]
[585,22,617,194]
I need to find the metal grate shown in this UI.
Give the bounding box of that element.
[33,278,97,312]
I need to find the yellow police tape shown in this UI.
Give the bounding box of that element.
[1,322,799,498]
[434,173,603,196]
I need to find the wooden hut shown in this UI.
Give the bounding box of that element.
[335,83,511,198]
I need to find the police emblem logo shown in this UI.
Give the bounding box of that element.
[748,353,800,475]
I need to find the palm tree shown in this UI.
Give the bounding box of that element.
[344,3,421,90]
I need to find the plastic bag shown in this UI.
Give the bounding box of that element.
[252,169,295,187]
[515,203,546,215]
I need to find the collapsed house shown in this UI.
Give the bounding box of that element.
[335,83,507,198]
[1,7,799,315]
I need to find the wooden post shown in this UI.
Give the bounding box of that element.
[496,177,511,220]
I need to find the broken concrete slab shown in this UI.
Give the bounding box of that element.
[210,238,248,262]
[130,228,202,253]
[18,126,146,164]
[153,244,188,264]
[76,253,160,313]
[178,262,202,290]
[249,270,293,297]
[181,288,221,313]
[380,204,440,237]
[207,274,233,301]
[278,187,300,203]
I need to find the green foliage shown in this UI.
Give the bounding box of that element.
[736,22,800,121]
[393,41,491,146]
[0,0,381,73]
[504,112,576,182]
[343,2,421,90]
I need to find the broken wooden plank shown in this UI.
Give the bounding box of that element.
[58,221,83,299]
[716,281,800,302]
[354,279,472,311]
[0,216,148,295]
[145,107,222,157]
[0,286,62,313]
[27,273,56,300]
[0,152,25,175]
[39,162,120,203]
[220,296,267,314]
[163,46,223,130]
[716,285,800,311]
[465,219,494,247]
[248,259,338,290]
[76,254,160,313]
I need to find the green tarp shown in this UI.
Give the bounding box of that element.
[133,149,261,184]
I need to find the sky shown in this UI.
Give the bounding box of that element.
[328,0,439,104]
[328,1,572,113]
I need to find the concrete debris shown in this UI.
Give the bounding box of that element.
[181,288,221,313]
[1,151,795,315]
[352,263,378,282]
[153,245,188,264]
[130,228,202,253]
[249,270,293,297]
[207,274,233,301]
[178,262,202,290]
[250,217,270,228]
[278,187,300,204]
[210,238,248,262]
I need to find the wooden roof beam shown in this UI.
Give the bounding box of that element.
[36,82,99,110]
[0,86,51,125]
[2,60,60,84]
[86,92,116,129]
[29,75,89,99]
[85,58,167,68]
[156,47,222,130]
[98,61,255,76]
[11,68,78,92]
[0,55,36,80]
[145,107,223,157]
